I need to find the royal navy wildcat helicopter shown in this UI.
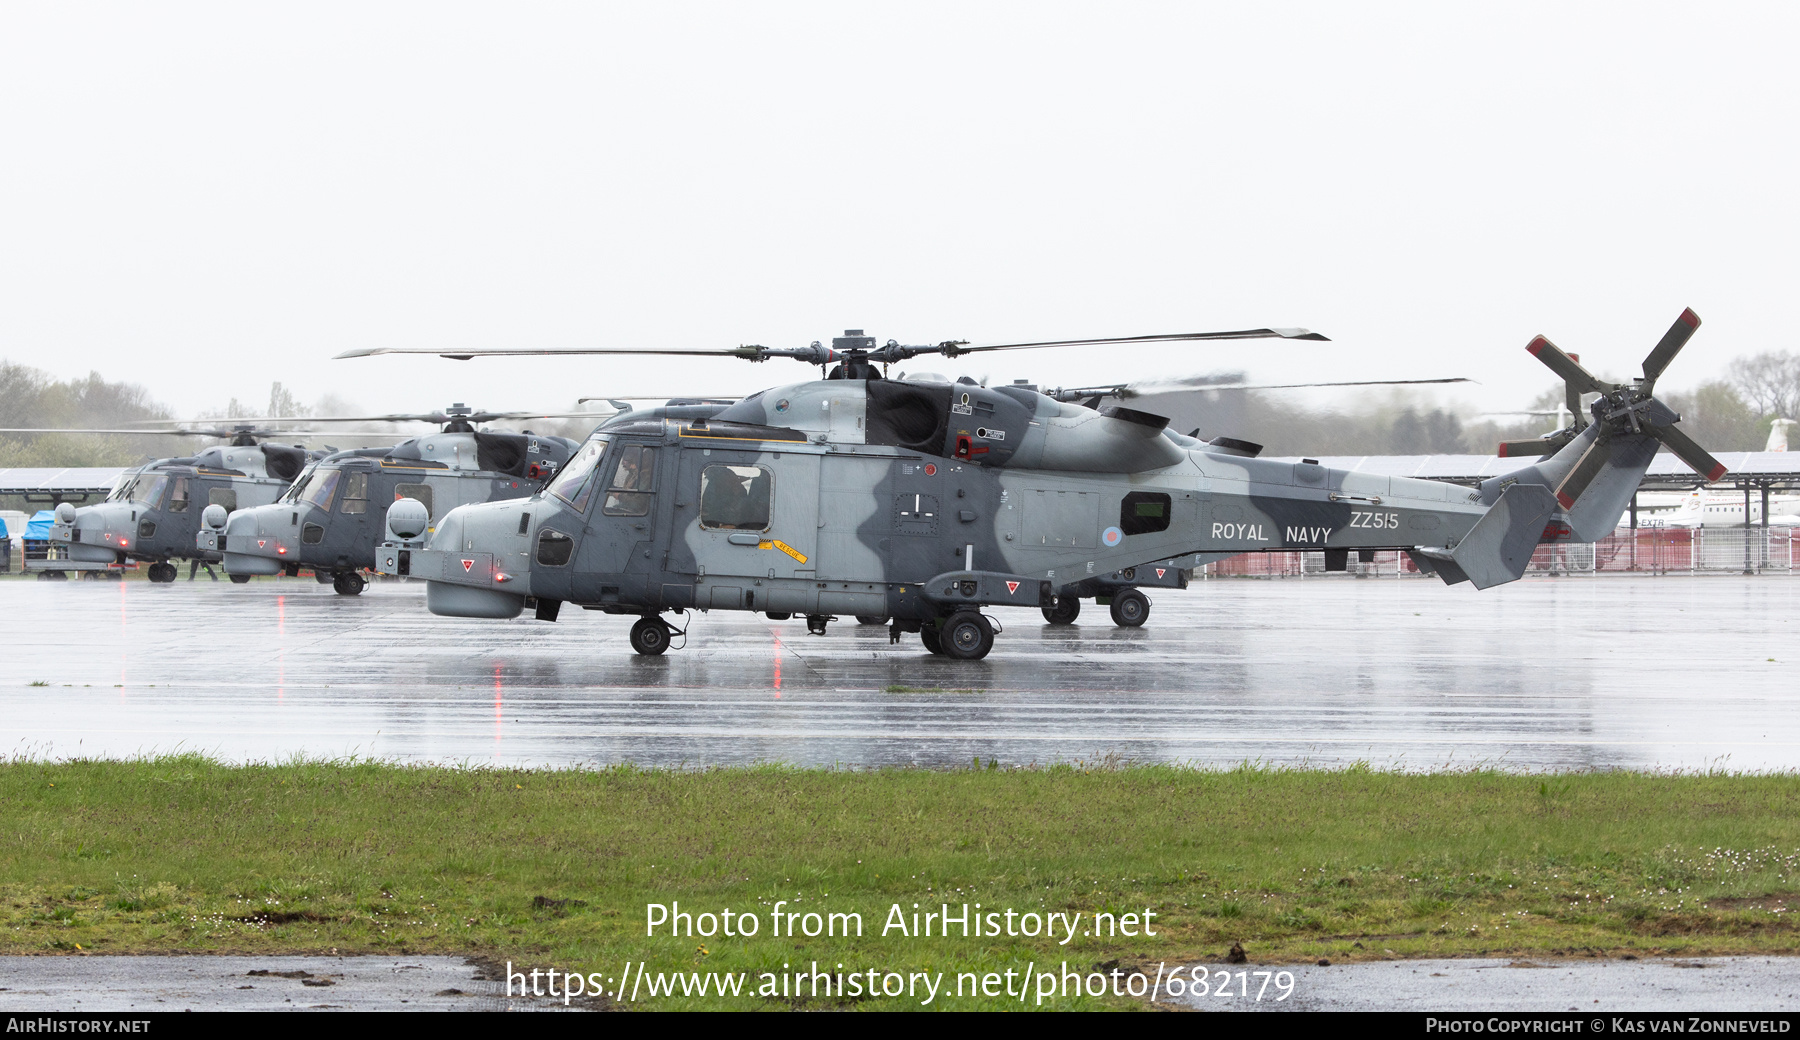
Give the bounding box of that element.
[0,425,323,582]
[344,313,1719,658]
[210,404,605,594]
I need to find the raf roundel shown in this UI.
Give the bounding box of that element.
[1102,526,1124,547]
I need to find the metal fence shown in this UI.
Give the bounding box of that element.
[1200,527,1800,579]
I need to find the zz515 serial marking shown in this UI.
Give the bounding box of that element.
[1348,510,1400,529]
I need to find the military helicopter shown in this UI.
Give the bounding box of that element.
[0,425,324,582]
[342,313,1719,659]
[212,404,613,594]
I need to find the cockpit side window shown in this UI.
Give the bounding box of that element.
[340,471,368,514]
[129,475,169,508]
[547,436,608,512]
[299,468,341,512]
[602,445,656,516]
[699,464,772,531]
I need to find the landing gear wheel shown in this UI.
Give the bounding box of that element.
[939,611,995,661]
[332,572,366,596]
[630,616,671,656]
[920,625,944,655]
[855,615,888,626]
[147,562,176,583]
[1042,597,1081,625]
[806,615,830,635]
[1109,589,1149,627]
[229,573,252,585]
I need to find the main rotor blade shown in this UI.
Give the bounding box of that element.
[1640,307,1701,389]
[1097,376,1473,397]
[1652,422,1728,482]
[1526,335,1610,397]
[334,345,770,360]
[954,328,1330,354]
[0,427,226,436]
[1551,438,1615,509]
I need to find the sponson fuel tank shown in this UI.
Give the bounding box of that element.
[710,378,1184,473]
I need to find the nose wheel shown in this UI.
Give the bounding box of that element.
[331,572,366,596]
[936,611,995,660]
[630,616,672,656]
[1041,596,1081,625]
[146,562,178,583]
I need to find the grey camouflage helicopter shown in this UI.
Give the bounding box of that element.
[0,425,323,582]
[343,313,1719,658]
[211,404,609,594]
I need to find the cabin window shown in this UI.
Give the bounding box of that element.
[168,477,191,513]
[340,471,368,514]
[208,488,238,512]
[394,483,434,518]
[536,528,575,566]
[302,522,325,544]
[1119,491,1172,535]
[602,445,656,516]
[699,464,773,531]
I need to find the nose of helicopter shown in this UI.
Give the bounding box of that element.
[219,505,288,575]
[417,499,536,617]
[54,502,140,563]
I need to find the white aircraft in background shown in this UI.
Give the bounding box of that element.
[1632,419,1797,528]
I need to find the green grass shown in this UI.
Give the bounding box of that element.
[3,756,1799,1009]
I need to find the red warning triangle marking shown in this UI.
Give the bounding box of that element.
[1156,568,1166,578]
[1005,580,1019,594]
[461,559,475,572]
[256,540,266,549]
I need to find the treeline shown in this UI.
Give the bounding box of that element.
[0,361,174,469]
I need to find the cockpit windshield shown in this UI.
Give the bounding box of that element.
[547,436,608,511]
[127,474,170,508]
[282,465,318,503]
[297,467,341,512]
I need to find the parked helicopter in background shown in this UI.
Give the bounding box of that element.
[210,404,607,594]
[0,424,324,582]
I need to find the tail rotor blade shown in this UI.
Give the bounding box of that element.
[1552,438,1614,510]
[1641,308,1701,388]
[1526,335,1609,396]
[1652,422,1728,482]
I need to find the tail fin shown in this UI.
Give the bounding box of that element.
[1419,483,1558,589]
[1480,425,1660,543]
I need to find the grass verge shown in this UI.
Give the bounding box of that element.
[3,756,1798,1009]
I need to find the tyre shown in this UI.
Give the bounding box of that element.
[855,615,888,626]
[229,573,252,585]
[333,572,366,596]
[147,562,174,583]
[920,625,943,655]
[806,615,829,635]
[939,611,994,661]
[630,616,671,656]
[1041,597,1081,625]
[1109,589,1149,627]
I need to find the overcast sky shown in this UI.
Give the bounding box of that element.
[2,2,1796,425]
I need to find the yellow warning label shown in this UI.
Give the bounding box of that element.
[771,539,808,564]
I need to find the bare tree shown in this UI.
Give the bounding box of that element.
[1728,351,1800,421]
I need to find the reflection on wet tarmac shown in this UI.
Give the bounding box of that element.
[1,576,1793,771]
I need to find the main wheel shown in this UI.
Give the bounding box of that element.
[332,572,366,596]
[630,616,671,656]
[920,625,944,655]
[855,615,888,626]
[939,611,995,661]
[1041,596,1081,625]
[147,562,175,583]
[1109,589,1149,627]
[229,573,252,585]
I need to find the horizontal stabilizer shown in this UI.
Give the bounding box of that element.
[1421,483,1558,590]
